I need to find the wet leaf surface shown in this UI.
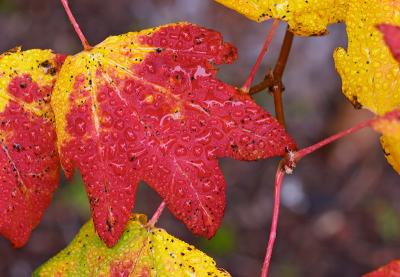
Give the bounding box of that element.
[334,2,400,172]
[214,0,347,35]
[52,22,296,246]
[34,214,230,277]
[217,0,400,173]
[0,47,64,247]
[364,260,400,277]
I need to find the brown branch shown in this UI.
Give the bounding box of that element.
[249,73,274,94]
[273,29,294,79]
[249,27,294,127]
[272,84,286,126]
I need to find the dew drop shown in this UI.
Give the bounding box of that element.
[160,38,168,46]
[177,188,185,197]
[146,62,155,74]
[190,125,198,132]
[124,80,135,94]
[212,129,223,140]
[114,119,124,130]
[110,162,126,176]
[246,143,255,152]
[202,179,212,192]
[182,134,191,142]
[101,112,113,128]
[74,118,86,135]
[245,107,259,114]
[8,104,22,114]
[193,145,203,156]
[176,41,184,49]
[175,145,187,156]
[205,146,217,160]
[97,92,107,102]
[115,108,124,117]
[233,111,243,117]
[158,165,171,176]
[222,119,237,133]
[240,135,251,144]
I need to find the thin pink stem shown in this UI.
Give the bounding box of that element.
[261,164,285,277]
[295,119,372,161]
[259,109,400,276]
[60,0,91,50]
[242,20,280,93]
[147,201,167,227]
[261,118,372,276]
[293,109,400,163]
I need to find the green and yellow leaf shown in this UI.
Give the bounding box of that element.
[34,214,230,277]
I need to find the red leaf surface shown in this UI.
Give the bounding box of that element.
[52,22,296,247]
[378,24,400,63]
[378,24,400,62]
[0,48,64,247]
[364,260,400,277]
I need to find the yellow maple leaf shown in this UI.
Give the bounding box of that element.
[214,0,348,36]
[334,0,400,172]
[33,214,230,277]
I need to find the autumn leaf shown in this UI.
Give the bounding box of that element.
[34,214,230,277]
[334,1,400,115]
[334,1,400,173]
[379,24,400,63]
[363,260,400,277]
[0,47,64,247]
[365,23,400,171]
[52,22,296,246]
[214,0,348,36]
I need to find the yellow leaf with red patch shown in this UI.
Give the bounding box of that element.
[0,47,65,247]
[33,214,230,277]
[214,0,348,35]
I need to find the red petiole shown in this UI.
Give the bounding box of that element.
[261,110,400,276]
[242,20,280,93]
[60,0,92,50]
[147,201,167,227]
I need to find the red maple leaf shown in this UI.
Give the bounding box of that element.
[53,22,296,247]
[378,24,400,63]
[0,48,64,247]
[364,260,400,277]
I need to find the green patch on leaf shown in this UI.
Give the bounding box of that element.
[34,214,230,277]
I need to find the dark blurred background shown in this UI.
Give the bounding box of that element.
[1,1,400,276]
